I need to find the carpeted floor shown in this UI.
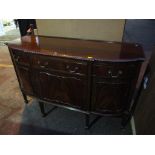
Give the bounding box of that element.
[0,46,132,135]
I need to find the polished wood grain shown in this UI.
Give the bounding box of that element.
[6,35,145,62]
[92,80,129,114]
[6,35,145,128]
[38,71,88,110]
[31,54,88,76]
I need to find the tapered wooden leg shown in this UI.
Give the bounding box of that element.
[85,114,90,129]
[39,101,46,117]
[121,112,130,129]
[21,92,28,104]
[85,114,102,129]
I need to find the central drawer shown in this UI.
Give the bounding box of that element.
[32,55,88,75]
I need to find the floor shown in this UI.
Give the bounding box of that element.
[0,26,20,46]
[1,19,155,135]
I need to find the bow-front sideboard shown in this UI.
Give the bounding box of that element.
[6,35,145,129]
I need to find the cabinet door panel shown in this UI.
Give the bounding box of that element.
[39,71,88,110]
[92,80,130,114]
[16,65,33,95]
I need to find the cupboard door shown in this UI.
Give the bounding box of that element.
[38,71,88,110]
[92,80,130,114]
[16,65,33,95]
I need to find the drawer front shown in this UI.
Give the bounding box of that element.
[12,50,30,66]
[32,55,88,75]
[93,62,140,79]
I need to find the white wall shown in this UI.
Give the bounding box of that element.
[36,19,125,42]
[0,20,5,36]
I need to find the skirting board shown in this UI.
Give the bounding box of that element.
[130,116,136,135]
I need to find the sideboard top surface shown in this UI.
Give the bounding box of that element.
[6,35,145,62]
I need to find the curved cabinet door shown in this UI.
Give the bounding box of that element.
[38,71,88,110]
[16,65,33,95]
[92,80,130,114]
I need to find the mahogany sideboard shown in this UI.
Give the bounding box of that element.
[6,35,145,129]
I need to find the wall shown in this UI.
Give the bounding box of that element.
[36,19,125,42]
[0,20,5,36]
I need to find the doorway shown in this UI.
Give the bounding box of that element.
[0,19,20,46]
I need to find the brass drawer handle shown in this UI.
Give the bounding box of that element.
[69,67,79,73]
[38,61,48,68]
[108,70,123,78]
[41,62,48,68]
[66,65,70,69]
[69,70,76,73]
[66,65,74,73]
[40,65,45,68]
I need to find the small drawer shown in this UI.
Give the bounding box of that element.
[32,55,88,75]
[93,62,139,79]
[12,50,30,66]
